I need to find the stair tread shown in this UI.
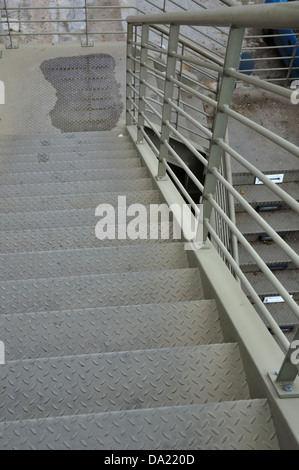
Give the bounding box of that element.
[1,204,164,231]
[0,167,149,185]
[0,190,160,214]
[0,268,204,314]
[0,300,223,361]
[0,178,154,198]
[0,130,129,142]
[0,158,142,174]
[0,148,136,164]
[0,243,189,281]
[0,222,179,253]
[234,182,299,211]
[246,269,299,297]
[236,210,299,236]
[239,239,299,270]
[0,399,279,450]
[0,343,250,422]
[261,302,299,328]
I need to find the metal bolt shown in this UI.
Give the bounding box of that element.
[284,385,293,392]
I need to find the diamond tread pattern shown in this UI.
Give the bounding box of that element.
[0,300,223,361]
[0,268,204,314]
[0,343,250,422]
[0,190,160,214]
[0,400,279,450]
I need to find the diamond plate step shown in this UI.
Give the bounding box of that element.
[0,167,149,185]
[0,190,160,214]
[1,204,169,231]
[245,269,299,301]
[0,130,131,144]
[0,223,178,253]
[0,400,279,450]
[232,170,299,185]
[236,210,299,242]
[0,141,135,157]
[260,302,299,329]
[0,268,204,314]
[0,243,188,281]
[0,148,136,164]
[0,343,250,422]
[239,239,299,272]
[234,182,299,212]
[0,178,154,198]
[0,300,223,361]
[0,158,142,174]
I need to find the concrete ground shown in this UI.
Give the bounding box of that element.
[0,41,127,135]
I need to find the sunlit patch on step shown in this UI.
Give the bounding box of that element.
[40,54,123,132]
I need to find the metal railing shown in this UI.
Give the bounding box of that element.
[126,2,299,389]
[0,0,232,48]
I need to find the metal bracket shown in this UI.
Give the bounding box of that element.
[269,372,299,399]
[81,39,94,48]
[5,42,18,49]
[156,176,168,182]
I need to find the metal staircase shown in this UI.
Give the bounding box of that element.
[0,129,279,450]
[0,0,299,452]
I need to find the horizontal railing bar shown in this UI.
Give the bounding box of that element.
[146,96,163,108]
[168,0,231,35]
[210,166,299,265]
[240,55,299,62]
[0,19,125,24]
[148,24,225,66]
[242,44,297,50]
[207,194,299,320]
[221,105,299,158]
[128,41,167,55]
[140,111,162,141]
[2,5,142,11]
[204,218,291,351]
[139,125,160,155]
[127,3,299,29]
[174,122,211,140]
[180,99,214,120]
[0,31,124,36]
[164,141,205,192]
[170,52,223,73]
[140,76,165,100]
[163,159,201,215]
[227,68,293,100]
[142,97,163,120]
[169,76,218,108]
[216,138,299,212]
[166,98,213,138]
[245,32,299,38]
[127,96,139,111]
[241,66,299,73]
[166,121,209,167]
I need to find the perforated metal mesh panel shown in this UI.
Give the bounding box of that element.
[40,54,123,132]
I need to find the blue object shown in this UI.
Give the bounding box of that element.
[265,0,299,79]
[239,52,255,76]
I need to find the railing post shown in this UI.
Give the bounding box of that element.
[202,26,245,240]
[81,0,93,47]
[3,0,18,49]
[126,23,135,127]
[136,25,150,144]
[276,327,299,384]
[269,326,299,398]
[157,24,180,179]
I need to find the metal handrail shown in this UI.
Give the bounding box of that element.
[126,3,299,386]
[127,2,299,29]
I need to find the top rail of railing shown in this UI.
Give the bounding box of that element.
[127,2,299,29]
